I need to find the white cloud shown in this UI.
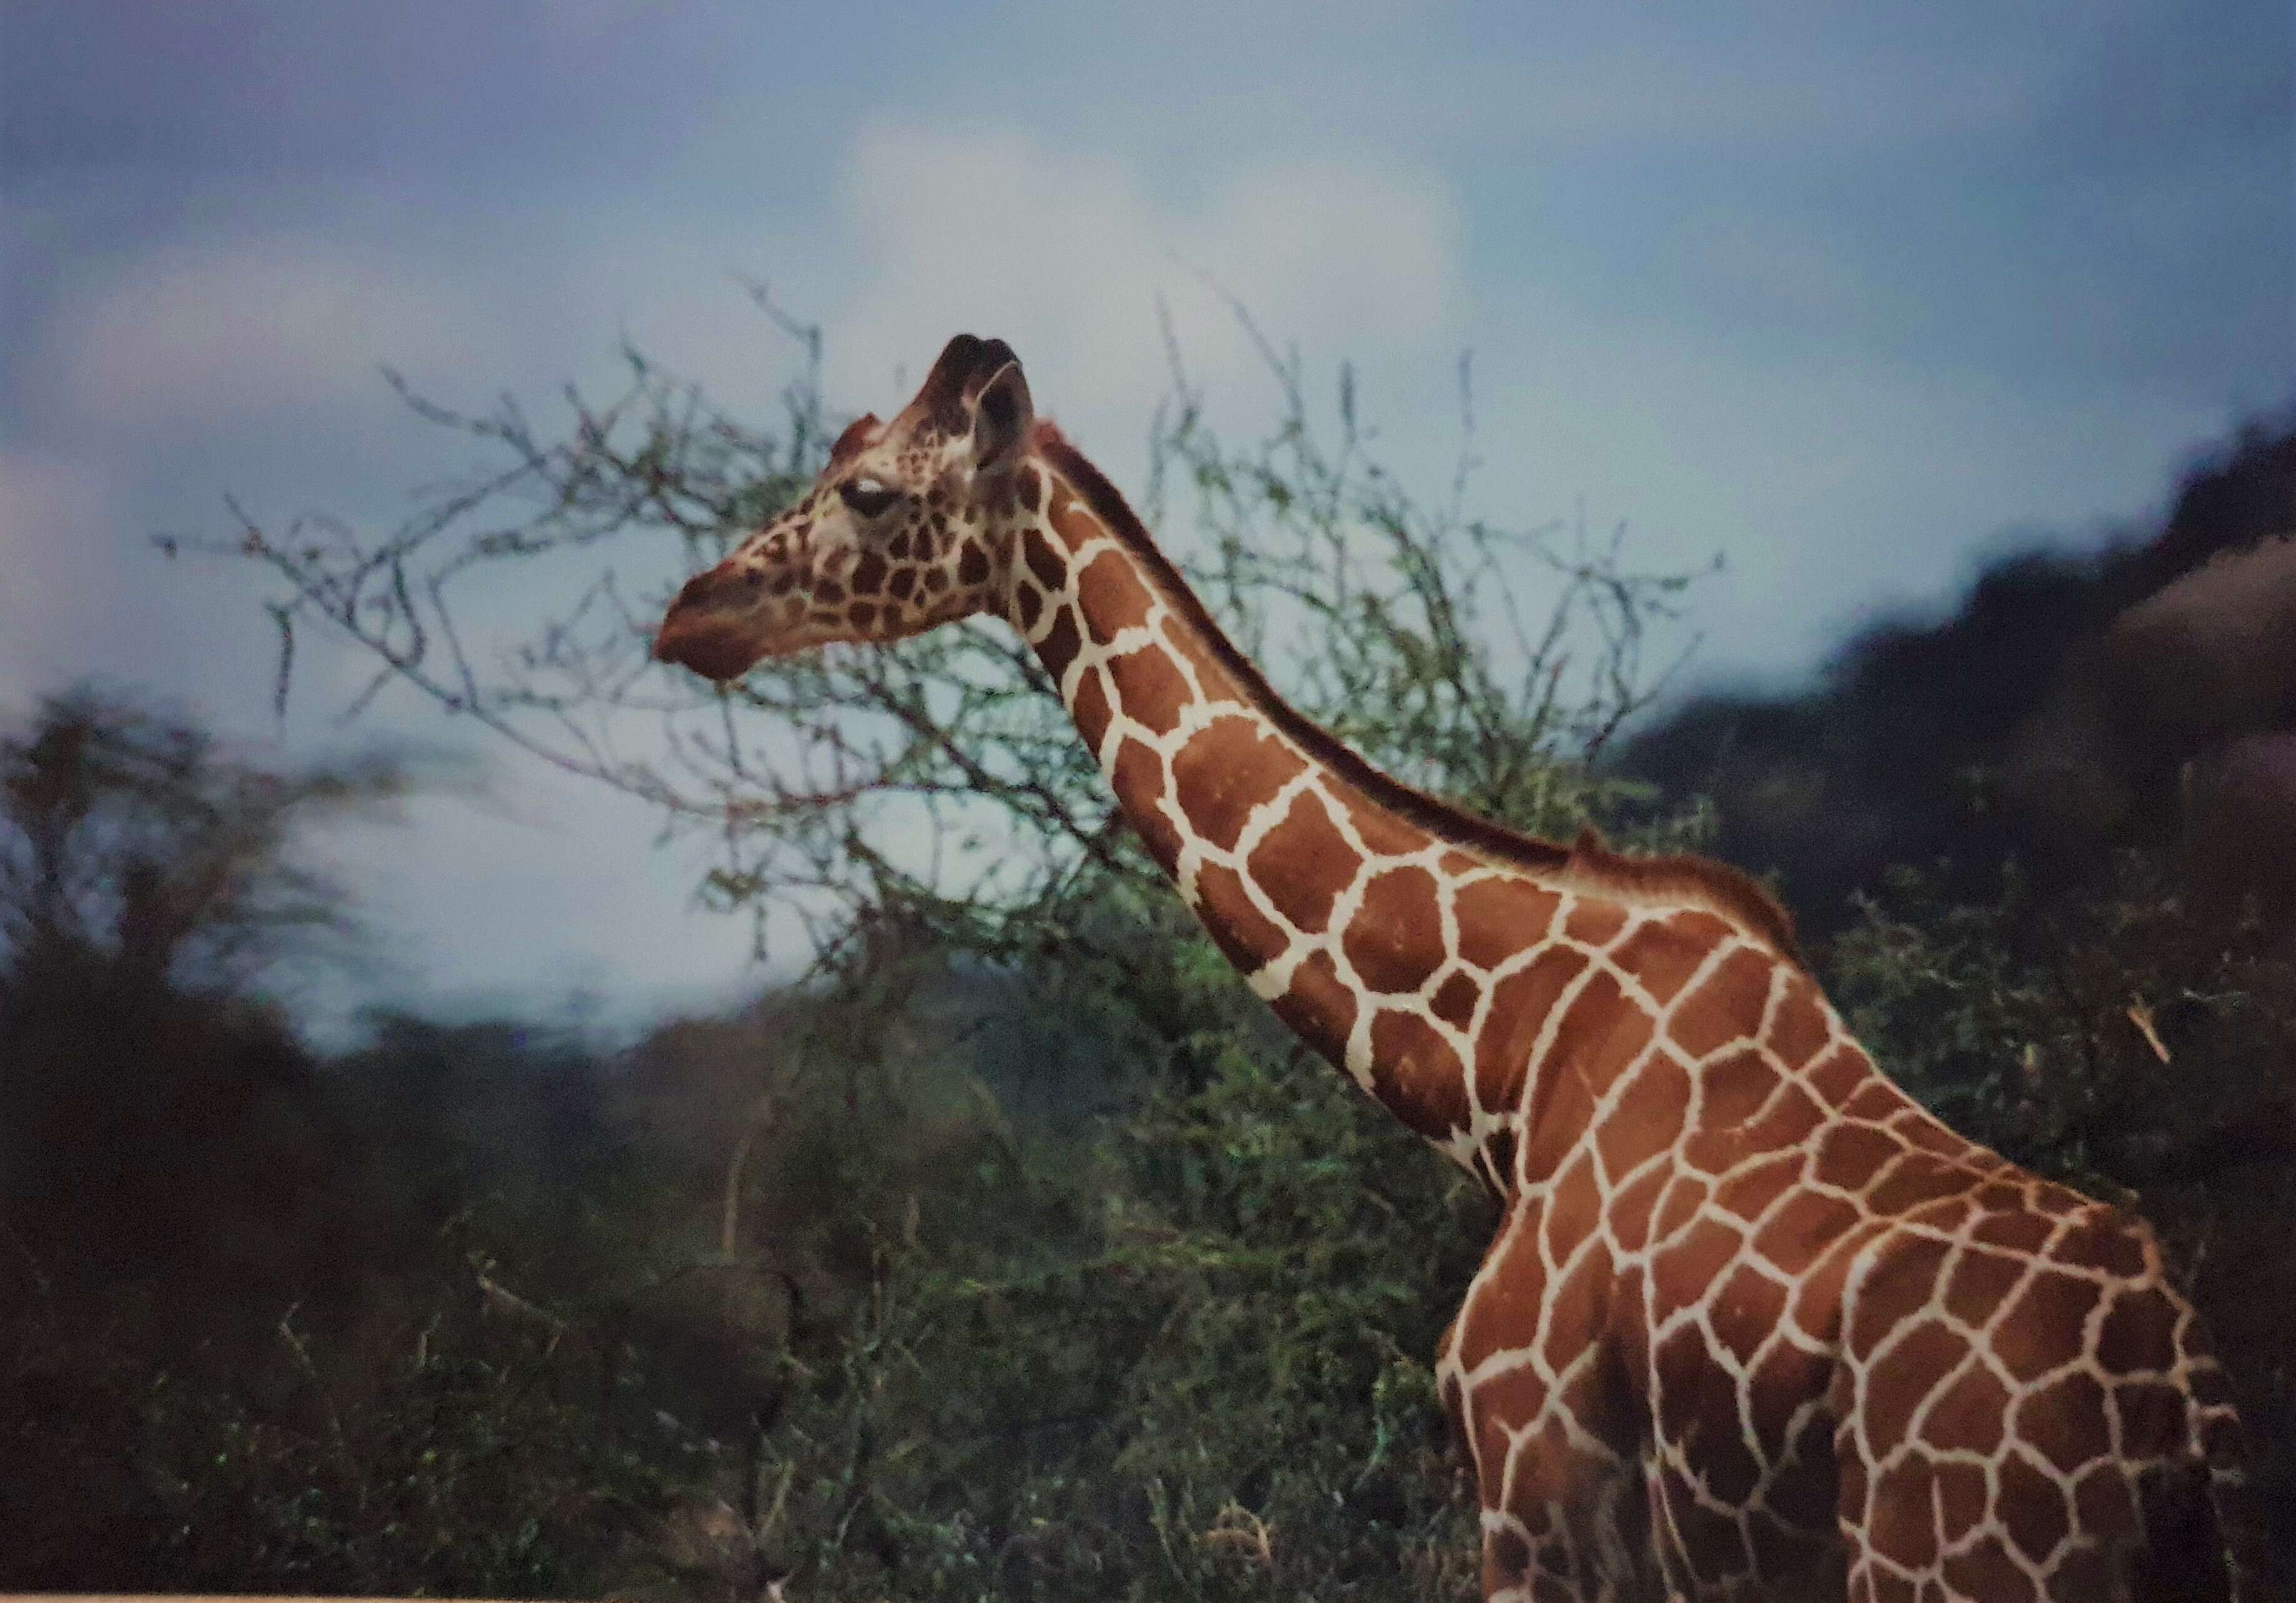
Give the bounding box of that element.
[822,124,1467,468]
[0,447,120,705]
[49,240,473,430]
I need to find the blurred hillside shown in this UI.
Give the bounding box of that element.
[1617,418,2296,931]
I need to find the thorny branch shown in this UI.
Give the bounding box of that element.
[190,299,1716,980]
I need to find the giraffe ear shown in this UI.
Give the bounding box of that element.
[828,412,881,465]
[970,359,1033,475]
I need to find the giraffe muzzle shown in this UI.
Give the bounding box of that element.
[654,565,772,682]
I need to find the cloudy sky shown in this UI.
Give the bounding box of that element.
[2,0,2289,1029]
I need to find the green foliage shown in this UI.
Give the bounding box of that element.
[1829,857,2296,1201]
[2,1283,710,1596]
[731,897,1495,1600]
[1828,857,2296,1565]
[0,685,410,997]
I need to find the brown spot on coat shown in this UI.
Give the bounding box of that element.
[1474,947,1585,1111]
[1971,1208,2055,1255]
[1651,1173,1717,1243]
[958,537,990,586]
[1867,1456,1942,1571]
[2095,1287,2178,1375]
[1038,604,1083,682]
[1111,739,1179,872]
[1755,1189,1860,1278]
[1075,545,1156,635]
[1345,795,1429,857]
[1671,947,1777,1057]
[1607,1164,1668,1253]
[1921,1365,2011,1454]
[1865,1319,1970,1449]
[1247,791,1360,934]
[1563,896,1627,944]
[1711,1262,1789,1367]
[1368,1008,1471,1138]
[1806,1044,1871,1108]
[1431,969,1480,1029]
[1541,1148,1604,1262]
[1768,973,1833,1063]
[1701,1048,1779,1129]
[1108,644,1193,736]
[1942,1535,2038,1602]
[1547,968,1656,1100]
[1022,523,1068,593]
[1866,1153,1973,1214]
[2113,1379,2188,1457]
[1814,1122,1903,1192]
[2070,1462,2135,1539]
[1895,1113,1972,1158]
[1170,714,1307,851]
[1344,867,1445,993]
[1998,1449,2075,1559]
[1069,666,1113,755]
[1191,861,1288,973]
[1713,1149,1803,1222]
[1612,915,1715,1004]
[1454,875,1563,969]
[1268,948,1357,1071]
[1592,1052,1690,1183]
[1541,1253,1622,1411]
[1847,1236,1950,1355]
[1746,1080,1827,1149]
[1455,1205,1547,1372]
[1943,1248,2026,1325]
[1995,1272,2102,1383]
[2052,1213,2150,1279]
[1935,1459,1991,1535]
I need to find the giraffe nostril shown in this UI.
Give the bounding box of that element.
[672,564,759,612]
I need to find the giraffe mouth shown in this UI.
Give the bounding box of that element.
[654,612,767,682]
[654,565,776,682]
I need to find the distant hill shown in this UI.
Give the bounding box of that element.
[1614,415,2296,933]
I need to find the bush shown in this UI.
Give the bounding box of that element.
[1829,856,2296,1570]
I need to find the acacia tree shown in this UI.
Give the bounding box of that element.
[0,687,407,999]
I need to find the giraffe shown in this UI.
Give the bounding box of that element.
[654,335,2259,1602]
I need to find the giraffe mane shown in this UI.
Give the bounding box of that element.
[1028,422,1804,965]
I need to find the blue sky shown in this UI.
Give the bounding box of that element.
[2,0,2289,1028]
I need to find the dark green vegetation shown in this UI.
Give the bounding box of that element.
[5,321,2290,1597]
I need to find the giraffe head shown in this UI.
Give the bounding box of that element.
[654,334,1036,681]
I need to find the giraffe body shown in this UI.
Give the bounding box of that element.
[655,336,2254,1602]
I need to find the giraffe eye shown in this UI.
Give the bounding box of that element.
[838,477,901,519]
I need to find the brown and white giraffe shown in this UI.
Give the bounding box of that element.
[654,335,2260,1602]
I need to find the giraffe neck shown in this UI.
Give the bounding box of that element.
[999,435,1799,1185]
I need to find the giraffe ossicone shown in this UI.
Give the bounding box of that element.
[655,335,2257,1602]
